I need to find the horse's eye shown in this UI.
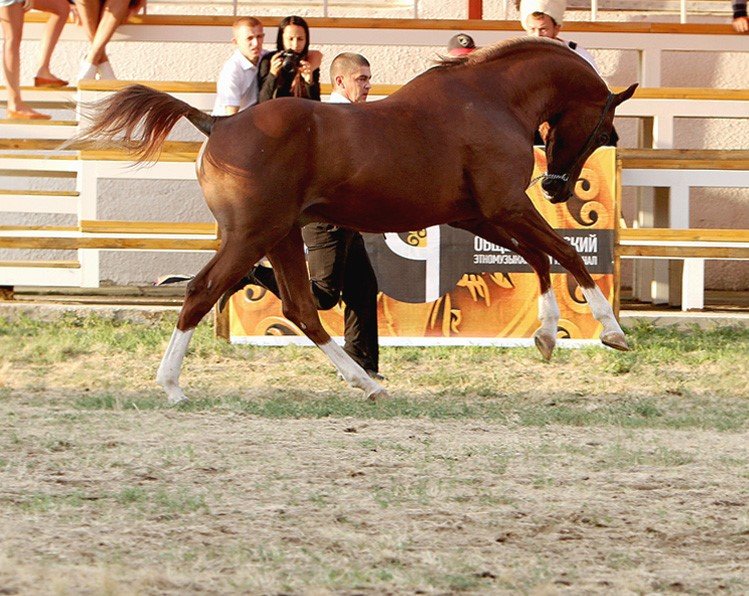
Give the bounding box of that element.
[598,133,610,145]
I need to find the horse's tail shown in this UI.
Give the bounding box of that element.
[73,84,215,162]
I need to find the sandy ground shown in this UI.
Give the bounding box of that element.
[1,309,747,593]
[1,406,747,595]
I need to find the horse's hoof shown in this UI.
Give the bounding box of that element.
[167,391,189,406]
[601,332,630,352]
[158,379,189,405]
[533,332,556,361]
[366,387,389,402]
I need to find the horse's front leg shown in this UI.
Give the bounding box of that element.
[503,210,629,352]
[267,226,388,401]
[451,219,560,360]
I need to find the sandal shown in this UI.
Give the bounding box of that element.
[6,109,52,120]
[34,76,69,88]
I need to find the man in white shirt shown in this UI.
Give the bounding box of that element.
[224,53,382,378]
[519,0,601,73]
[518,0,619,145]
[213,17,267,116]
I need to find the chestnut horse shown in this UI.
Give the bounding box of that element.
[77,37,637,404]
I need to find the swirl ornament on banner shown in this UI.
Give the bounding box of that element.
[229,147,617,344]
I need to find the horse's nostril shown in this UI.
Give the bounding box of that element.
[541,177,561,195]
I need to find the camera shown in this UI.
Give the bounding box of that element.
[280,50,302,74]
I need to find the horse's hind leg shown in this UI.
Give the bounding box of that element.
[266,226,388,401]
[503,210,628,351]
[453,220,559,360]
[156,232,268,404]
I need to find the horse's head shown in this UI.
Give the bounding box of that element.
[541,83,638,203]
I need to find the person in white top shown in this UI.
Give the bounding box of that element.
[213,16,267,116]
[519,0,600,74]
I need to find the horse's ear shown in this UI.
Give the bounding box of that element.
[613,83,638,106]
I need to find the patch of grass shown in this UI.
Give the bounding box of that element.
[0,313,251,364]
[4,314,749,431]
[66,388,749,431]
[113,486,207,513]
[116,486,147,505]
[74,392,164,411]
[597,444,695,469]
[16,491,90,512]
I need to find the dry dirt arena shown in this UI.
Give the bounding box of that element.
[1,408,748,594]
[0,311,748,594]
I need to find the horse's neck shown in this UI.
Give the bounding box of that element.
[499,50,606,130]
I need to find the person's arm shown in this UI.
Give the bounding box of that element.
[732,0,748,32]
[258,52,283,102]
[300,50,322,101]
[213,58,243,116]
[306,68,321,101]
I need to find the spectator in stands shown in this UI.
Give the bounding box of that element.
[519,0,600,73]
[1,0,72,119]
[233,50,382,379]
[76,0,146,81]
[446,32,477,56]
[257,15,322,101]
[212,16,267,116]
[733,0,748,32]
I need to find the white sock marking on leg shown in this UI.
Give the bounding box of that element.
[537,289,560,336]
[582,286,623,337]
[156,327,194,404]
[319,340,384,398]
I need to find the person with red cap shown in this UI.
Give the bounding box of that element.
[446,33,477,57]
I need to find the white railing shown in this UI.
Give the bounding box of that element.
[143,0,420,18]
[140,0,733,22]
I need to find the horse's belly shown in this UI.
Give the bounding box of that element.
[304,195,475,234]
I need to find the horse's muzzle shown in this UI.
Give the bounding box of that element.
[541,177,571,204]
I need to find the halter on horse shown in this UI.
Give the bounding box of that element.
[76,37,638,404]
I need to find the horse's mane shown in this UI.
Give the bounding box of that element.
[437,36,576,68]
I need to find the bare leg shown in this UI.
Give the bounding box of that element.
[83,0,129,66]
[0,4,24,111]
[0,4,47,117]
[266,227,387,400]
[75,0,104,78]
[32,0,69,80]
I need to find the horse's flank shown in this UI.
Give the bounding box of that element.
[199,38,608,235]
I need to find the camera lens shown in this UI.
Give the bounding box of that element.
[281,51,299,74]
